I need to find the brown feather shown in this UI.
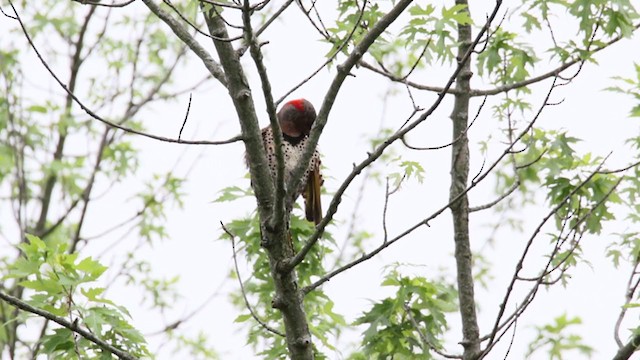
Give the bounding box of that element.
[305,167,323,225]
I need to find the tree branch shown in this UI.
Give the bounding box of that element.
[614,259,640,347]
[361,22,640,97]
[142,0,227,86]
[449,0,481,356]
[69,127,111,253]
[481,172,624,357]
[201,3,274,220]
[236,0,296,57]
[242,0,287,232]
[0,290,137,360]
[72,0,136,7]
[613,333,640,360]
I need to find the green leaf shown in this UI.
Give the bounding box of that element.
[234,313,252,323]
[27,104,48,113]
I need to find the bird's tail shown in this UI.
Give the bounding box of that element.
[304,168,323,225]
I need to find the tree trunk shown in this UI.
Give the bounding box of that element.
[201,6,314,360]
[449,1,481,359]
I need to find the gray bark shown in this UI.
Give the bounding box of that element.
[449,1,481,359]
[201,7,314,360]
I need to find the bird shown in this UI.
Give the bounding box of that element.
[250,98,323,225]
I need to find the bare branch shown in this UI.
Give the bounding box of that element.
[162,0,212,39]
[0,290,137,360]
[236,0,295,57]
[209,4,245,31]
[200,0,243,10]
[401,95,487,151]
[71,0,136,8]
[69,128,111,253]
[177,93,192,141]
[295,0,330,39]
[469,179,520,213]
[382,176,404,243]
[255,0,294,38]
[0,4,17,18]
[7,1,241,146]
[599,158,640,174]
[482,159,622,355]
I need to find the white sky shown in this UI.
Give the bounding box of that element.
[3,1,640,359]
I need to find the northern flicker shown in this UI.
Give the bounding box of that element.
[249,98,323,224]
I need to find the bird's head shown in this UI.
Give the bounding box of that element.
[277,98,316,138]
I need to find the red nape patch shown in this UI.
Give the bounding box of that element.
[287,99,305,111]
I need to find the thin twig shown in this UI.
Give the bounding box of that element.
[400,39,431,81]
[401,96,487,151]
[236,0,295,57]
[501,308,517,360]
[0,4,17,18]
[163,0,212,39]
[295,0,330,39]
[382,175,404,243]
[71,0,136,7]
[200,0,243,9]
[614,259,640,347]
[178,93,192,141]
[221,222,285,337]
[275,0,368,106]
[8,1,241,145]
[469,179,519,212]
[481,160,623,356]
[142,0,229,82]
[404,303,462,359]
[598,158,640,174]
[210,3,244,31]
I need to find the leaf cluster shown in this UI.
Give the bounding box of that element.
[4,234,150,359]
[352,268,456,359]
[218,184,345,358]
